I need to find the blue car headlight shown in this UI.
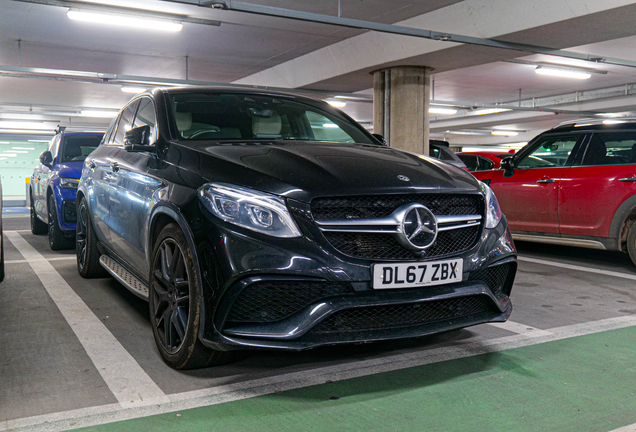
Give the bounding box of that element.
[480,181,503,229]
[59,177,80,189]
[199,183,302,238]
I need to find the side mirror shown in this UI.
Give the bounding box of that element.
[372,133,389,147]
[500,156,515,177]
[39,151,53,168]
[124,125,155,152]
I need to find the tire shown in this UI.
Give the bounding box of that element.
[76,196,108,278]
[0,217,4,283]
[149,223,232,369]
[30,194,48,235]
[627,222,636,267]
[48,194,75,250]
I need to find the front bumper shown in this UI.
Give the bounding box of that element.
[53,185,78,233]
[194,207,517,352]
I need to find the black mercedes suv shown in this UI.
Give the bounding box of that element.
[77,87,517,369]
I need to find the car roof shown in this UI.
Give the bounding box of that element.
[550,118,636,133]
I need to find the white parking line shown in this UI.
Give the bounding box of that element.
[4,232,169,409]
[4,314,636,432]
[518,256,636,281]
[5,256,76,265]
[611,422,636,431]
[487,320,553,337]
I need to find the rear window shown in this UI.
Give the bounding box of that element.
[60,135,103,163]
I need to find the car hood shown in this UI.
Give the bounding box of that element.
[183,141,481,202]
[54,162,83,179]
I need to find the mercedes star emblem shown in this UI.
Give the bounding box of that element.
[398,204,438,251]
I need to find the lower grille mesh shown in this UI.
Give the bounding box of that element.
[226,281,355,324]
[468,263,511,295]
[311,296,491,334]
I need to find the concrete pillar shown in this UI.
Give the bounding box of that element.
[373,66,432,155]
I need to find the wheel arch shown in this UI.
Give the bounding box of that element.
[609,194,636,252]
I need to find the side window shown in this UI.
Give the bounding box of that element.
[458,154,478,171]
[132,98,157,142]
[516,135,581,169]
[112,101,139,146]
[580,132,636,166]
[305,111,355,143]
[478,156,495,170]
[103,116,119,145]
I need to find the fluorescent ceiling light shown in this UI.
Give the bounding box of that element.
[0,121,50,130]
[67,10,183,32]
[28,139,51,142]
[9,150,28,153]
[0,141,9,144]
[2,153,17,157]
[491,130,519,137]
[444,130,490,135]
[0,158,6,160]
[13,147,35,150]
[467,108,511,116]
[429,107,457,115]
[325,100,346,108]
[323,123,339,128]
[121,86,147,93]
[81,109,118,118]
[535,66,591,79]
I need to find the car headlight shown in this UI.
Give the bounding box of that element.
[199,183,302,238]
[59,177,79,189]
[480,181,502,229]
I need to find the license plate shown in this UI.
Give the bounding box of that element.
[373,259,463,289]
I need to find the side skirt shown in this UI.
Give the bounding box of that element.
[99,255,149,301]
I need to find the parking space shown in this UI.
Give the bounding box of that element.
[2,214,636,431]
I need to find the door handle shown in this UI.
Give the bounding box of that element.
[111,162,119,172]
[536,179,556,184]
[618,177,636,182]
[88,160,96,169]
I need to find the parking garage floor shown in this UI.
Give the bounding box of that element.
[2,213,636,432]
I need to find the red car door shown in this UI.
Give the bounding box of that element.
[559,131,636,237]
[474,133,584,234]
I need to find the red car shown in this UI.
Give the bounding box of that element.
[473,119,636,265]
[457,151,515,171]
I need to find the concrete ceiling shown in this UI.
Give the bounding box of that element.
[2,0,636,147]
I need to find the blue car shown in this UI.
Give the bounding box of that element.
[31,131,103,250]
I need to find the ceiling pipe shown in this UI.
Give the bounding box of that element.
[158,0,636,69]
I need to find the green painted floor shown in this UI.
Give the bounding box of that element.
[80,326,636,432]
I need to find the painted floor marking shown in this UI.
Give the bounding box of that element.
[518,256,636,281]
[4,256,76,265]
[4,314,636,432]
[487,320,553,337]
[611,422,636,431]
[3,230,31,233]
[4,232,169,409]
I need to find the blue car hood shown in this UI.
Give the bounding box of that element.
[54,162,83,179]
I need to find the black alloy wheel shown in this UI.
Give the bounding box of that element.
[48,194,74,250]
[0,215,4,283]
[30,194,47,235]
[76,196,108,278]
[149,223,232,369]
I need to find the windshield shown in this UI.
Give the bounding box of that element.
[168,92,375,145]
[60,135,103,163]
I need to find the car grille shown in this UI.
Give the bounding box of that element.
[310,295,492,334]
[311,194,481,221]
[468,262,512,295]
[225,281,355,324]
[311,194,483,261]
